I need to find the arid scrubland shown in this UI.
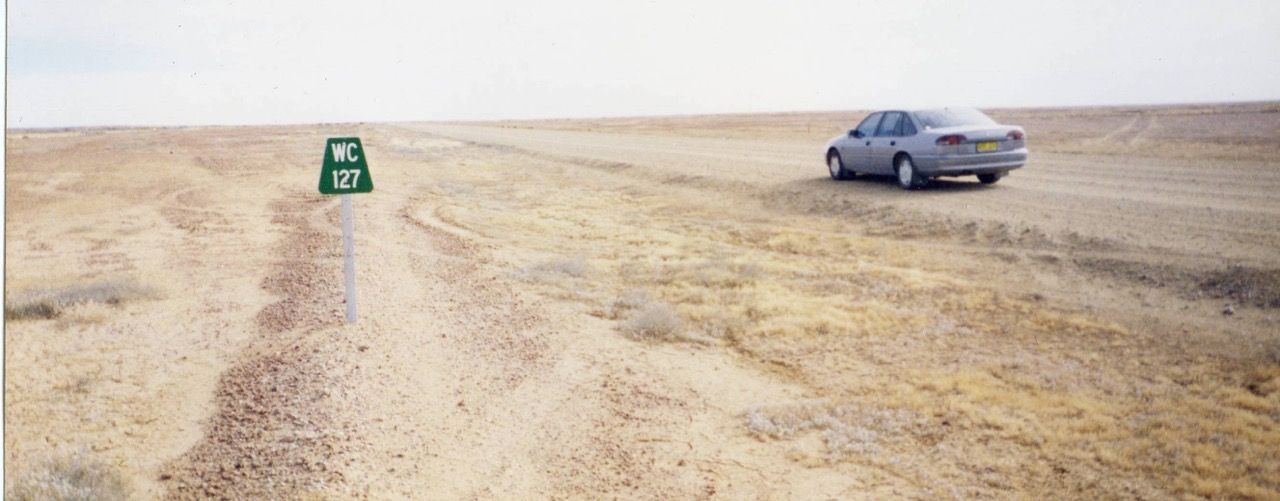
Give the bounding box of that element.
[406,133,1279,498]
[6,104,1279,498]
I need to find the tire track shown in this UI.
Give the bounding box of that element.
[362,195,718,499]
[1102,112,1153,144]
[397,198,551,386]
[162,191,361,499]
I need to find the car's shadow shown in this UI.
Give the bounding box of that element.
[791,174,995,195]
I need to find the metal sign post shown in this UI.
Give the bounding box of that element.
[341,194,357,323]
[319,137,374,324]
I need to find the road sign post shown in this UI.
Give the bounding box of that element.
[319,137,374,324]
[341,194,356,323]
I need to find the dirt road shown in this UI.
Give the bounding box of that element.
[411,122,1280,267]
[6,106,1279,499]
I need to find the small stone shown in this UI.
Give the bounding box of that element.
[1222,305,1235,316]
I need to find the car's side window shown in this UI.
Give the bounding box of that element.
[898,115,917,136]
[855,113,882,138]
[876,112,903,137]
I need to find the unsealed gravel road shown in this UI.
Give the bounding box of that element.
[410,123,1280,268]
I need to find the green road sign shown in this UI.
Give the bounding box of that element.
[319,137,374,194]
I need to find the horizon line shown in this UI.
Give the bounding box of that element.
[7,98,1279,132]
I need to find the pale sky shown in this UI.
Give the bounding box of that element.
[7,0,1280,128]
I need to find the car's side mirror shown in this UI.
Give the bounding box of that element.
[848,129,863,138]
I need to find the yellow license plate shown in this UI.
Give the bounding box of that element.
[976,141,999,153]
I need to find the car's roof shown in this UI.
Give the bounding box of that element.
[877,107,982,114]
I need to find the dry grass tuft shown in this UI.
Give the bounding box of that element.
[517,256,590,283]
[1198,265,1280,308]
[1266,337,1280,366]
[5,279,158,320]
[744,400,916,460]
[607,288,652,319]
[5,451,131,501]
[621,301,683,341]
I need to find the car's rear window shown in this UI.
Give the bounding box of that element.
[913,108,996,129]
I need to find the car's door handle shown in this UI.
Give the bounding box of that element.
[865,141,871,146]
[890,141,896,146]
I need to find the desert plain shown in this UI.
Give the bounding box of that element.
[5,102,1280,499]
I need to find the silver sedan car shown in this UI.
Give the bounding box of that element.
[825,107,1027,189]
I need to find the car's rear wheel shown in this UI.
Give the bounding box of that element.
[977,173,1004,184]
[895,154,926,190]
[828,150,853,180]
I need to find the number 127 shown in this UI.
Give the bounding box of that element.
[332,169,361,189]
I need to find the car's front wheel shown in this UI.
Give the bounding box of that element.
[895,154,926,190]
[828,150,853,180]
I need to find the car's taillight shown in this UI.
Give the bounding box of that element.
[936,134,965,146]
[1007,130,1024,140]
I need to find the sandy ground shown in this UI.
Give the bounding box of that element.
[5,103,1280,499]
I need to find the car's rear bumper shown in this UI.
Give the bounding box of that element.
[913,149,1028,177]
